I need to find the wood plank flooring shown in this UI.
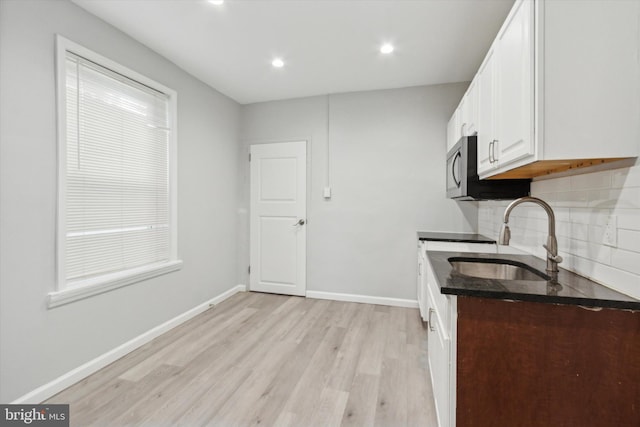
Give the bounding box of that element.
[46,292,437,427]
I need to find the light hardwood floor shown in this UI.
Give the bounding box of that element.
[46,292,437,426]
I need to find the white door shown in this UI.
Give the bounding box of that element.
[250,141,306,296]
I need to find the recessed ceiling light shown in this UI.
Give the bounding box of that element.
[272,58,284,68]
[208,0,224,5]
[380,43,394,54]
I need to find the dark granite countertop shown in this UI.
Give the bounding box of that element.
[417,231,496,244]
[427,251,640,310]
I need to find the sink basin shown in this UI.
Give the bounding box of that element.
[449,257,550,281]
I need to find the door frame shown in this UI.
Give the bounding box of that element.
[248,140,309,296]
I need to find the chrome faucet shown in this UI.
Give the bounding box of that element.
[498,196,563,275]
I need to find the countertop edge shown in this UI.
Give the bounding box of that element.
[428,251,640,311]
[417,231,496,244]
[441,288,640,311]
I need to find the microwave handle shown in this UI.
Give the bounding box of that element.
[452,151,462,188]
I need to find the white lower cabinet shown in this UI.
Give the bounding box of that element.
[419,240,497,427]
[426,270,453,427]
[417,241,428,321]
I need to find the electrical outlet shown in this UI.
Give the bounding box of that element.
[603,215,617,247]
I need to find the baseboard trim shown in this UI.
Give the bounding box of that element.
[306,290,418,308]
[12,284,246,404]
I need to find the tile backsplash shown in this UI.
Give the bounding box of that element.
[478,164,640,300]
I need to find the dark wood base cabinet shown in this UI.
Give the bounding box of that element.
[456,297,640,427]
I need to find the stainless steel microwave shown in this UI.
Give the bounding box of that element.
[446,136,530,200]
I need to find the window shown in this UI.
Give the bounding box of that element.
[50,36,181,307]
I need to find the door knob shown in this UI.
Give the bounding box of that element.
[293,219,305,226]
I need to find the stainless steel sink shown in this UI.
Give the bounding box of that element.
[449,258,550,281]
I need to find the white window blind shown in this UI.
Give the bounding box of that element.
[64,51,172,285]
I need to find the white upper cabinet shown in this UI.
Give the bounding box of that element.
[446,77,479,153]
[477,0,534,175]
[477,48,497,175]
[460,78,479,137]
[494,0,534,169]
[447,0,640,180]
[446,107,461,152]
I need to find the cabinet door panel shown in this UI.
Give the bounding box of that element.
[427,288,451,427]
[477,49,496,175]
[463,79,478,136]
[446,109,460,152]
[417,244,427,320]
[495,0,534,166]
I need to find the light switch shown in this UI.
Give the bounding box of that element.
[323,187,332,199]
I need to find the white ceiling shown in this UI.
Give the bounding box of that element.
[72,0,514,105]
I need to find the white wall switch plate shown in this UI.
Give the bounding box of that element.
[603,215,617,247]
[323,187,332,198]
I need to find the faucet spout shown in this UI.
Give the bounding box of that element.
[499,196,563,275]
[498,223,510,245]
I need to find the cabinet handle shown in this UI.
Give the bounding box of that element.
[428,308,435,332]
[492,139,498,163]
[489,139,498,163]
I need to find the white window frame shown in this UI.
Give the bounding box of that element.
[49,35,181,308]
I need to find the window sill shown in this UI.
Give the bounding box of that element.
[48,260,183,308]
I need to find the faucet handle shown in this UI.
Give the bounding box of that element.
[549,254,563,263]
[543,244,563,263]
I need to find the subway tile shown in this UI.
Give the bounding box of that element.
[590,243,612,265]
[616,187,640,209]
[570,256,640,299]
[553,207,571,222]
[561,252,579,272]
[538,192,559,203]
[556,220,572,239]
[558,235,572,250]
[570,223,589,241]
[571,257,640,299]
[532,176,570,194]
[587,189,618,209]
[515,206,550,220]
[588,224,605,244]
[552,191,589,208]
[523,217,547,233]
[571,170,612,191]
[618,229,640,253]
[611,248,640,276]
[565,238,611,264]
[570,208,611,226]
[511,231,545,251]
[510,242,544,259]
[479,167,640,300]
[612,165,640,189]
[589,188,640,210]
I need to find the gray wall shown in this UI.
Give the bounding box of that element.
[0,0,240,402]
[239,85,477,300]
